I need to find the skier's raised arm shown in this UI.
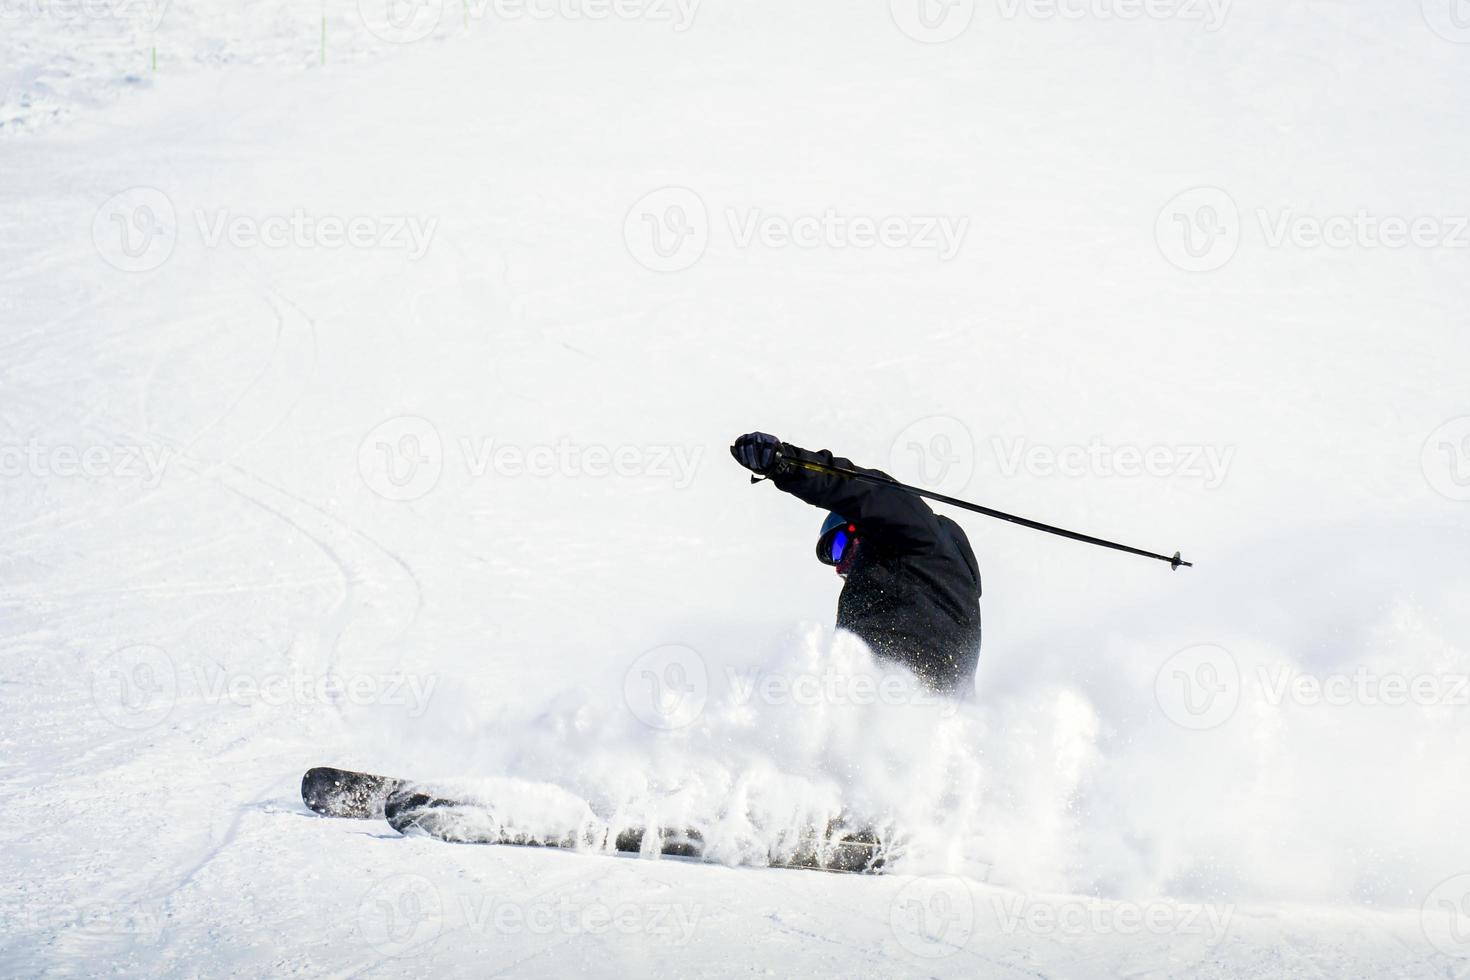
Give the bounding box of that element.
[730,431,946,554]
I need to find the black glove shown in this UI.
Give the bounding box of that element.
[730,432,783,476]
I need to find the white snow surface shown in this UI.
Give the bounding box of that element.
[3,1,1470,976]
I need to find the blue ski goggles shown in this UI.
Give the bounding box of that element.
[816,514,856,566]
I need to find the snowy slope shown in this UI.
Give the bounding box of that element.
[3,1,1470,976]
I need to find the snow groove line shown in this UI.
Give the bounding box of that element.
[762,872,1049,980]
[0,574,345,605]
[2,367,424,680]
[425,859,639,976]
[170,289,288,462]
[0,274,130,366]
[1345,906,1444,973]
[149,774,279,908]
[212,460,425,677]
[129,262,417,679]
[163,273,321,468]
[0,386,186,543]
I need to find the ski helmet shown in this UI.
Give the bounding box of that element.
[816,512,857,566]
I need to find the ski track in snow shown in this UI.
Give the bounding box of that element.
[1,234,430,974]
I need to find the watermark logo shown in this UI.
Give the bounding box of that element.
[624,644,708,730]
[193,209,438,260]
[1422,416,1470,502]
[0,439,175,488]
[624,187,970,271]
[995,0,1230,31]
[724,666,956,715]
[356,417,705,501]
[358,0,444,43]
[1159,187,1470,271]
[460,0,701,30]
[726,209,969,260]
[91,644,178,730]
[1154,644,1239,730]
[889,875,975,958]
[4,899,165,941]
[1,0,172,30]
[889,0,975,43]
[359,416,445,502]
[358,874,443,957]
[1256,209,1470,251]
[992,894,1233,942]
[1156,186,1240,273]
[992,437,1235,489]
[459,894,702,940]
[1423,873,1470,958]
[1422,0,1470,43]
[1257,665,1470,709]
[93,187,177,273]
[93,191,438,268]
[357,880,703,944]
[459,438,701,488]
[187,665,439,716]
[889,415,975,495]
[624,187,709,273]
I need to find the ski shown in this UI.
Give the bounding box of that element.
[302,766,888,874]
[301,766,405,819]
[384,786,887,875]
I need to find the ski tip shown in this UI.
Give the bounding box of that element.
[300,767,336,815]
[301,766,400,820]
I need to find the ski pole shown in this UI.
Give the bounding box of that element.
[778,455,1193,571]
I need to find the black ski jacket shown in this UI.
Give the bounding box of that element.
[770,443,982,693]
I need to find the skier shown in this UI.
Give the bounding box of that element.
[730,432,982,695]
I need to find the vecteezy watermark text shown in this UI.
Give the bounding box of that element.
[90,644,441,730]
[194,209,437,260]
[0,439,174,488]
[91,187,440,272]
[3,899,164,941]
[1156,644,1470,731]
[725,209,969,261]
[358,416,705,502]
[0,0,170,28]
[624,187,970,272]
[1258,665,1470,709]
[459,438,701,485]
[465,0,700,29]
[1256,209,1470,251]
[995,0,1230,31]
[724,666,957,715]
[188,665,439,716]
[358,0,702,44]
[355,876,700,959]
[1157,187,1470,272]
[992,893,1234,942]
[458,894,701,941]
[992,437,1235,489]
